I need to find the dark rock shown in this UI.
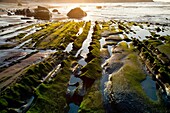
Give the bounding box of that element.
[156,27,161,32]
[145,36,153,39]
[15,9,21,15]
[67,7,87,19]
[69,82,79,87]
[36,6,49,11]
[52,9,60,14]
[18,3,22,6]
[85,52,95,62]
[21,17,31,20]
[123,38,132,42]
[118,24,125,30]
[109,31,123,35]
[103,44,108,48]
[34,6,52,20]
[25,8,34,17]
[96,6,102,9]
[26,21,33,23]
[52,9,58,12]
[15,9,27,15]
[7,11,13,16]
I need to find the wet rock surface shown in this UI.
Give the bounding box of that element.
[102,44,151,113]
[106,84,151,113]
[0,19,170,113]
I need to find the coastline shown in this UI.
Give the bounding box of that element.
[0,1,170,113]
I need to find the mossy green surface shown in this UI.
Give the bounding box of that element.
[0,51,66,112]
[109,49,159,111]
[122,53,146,94]
[80,58,102,79]
[28,57,73,113]
[77,21,104,112]
[79,88,104,113]
[73,21,91,50]
[1,20,169,113]
[157,43,170,58]
[24,22,63,48]
[37,21,85,50]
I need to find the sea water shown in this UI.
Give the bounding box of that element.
[49,2,170,24]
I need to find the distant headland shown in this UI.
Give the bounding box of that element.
[0,0,153,3]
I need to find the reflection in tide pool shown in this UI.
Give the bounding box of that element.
[68,103,79,113]
[141,75,157,101]
[64,42,73,53]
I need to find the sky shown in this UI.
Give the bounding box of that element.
[154,0,170,2]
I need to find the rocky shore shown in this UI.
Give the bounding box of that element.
[0,2,170,113]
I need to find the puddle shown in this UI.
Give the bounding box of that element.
[157,30,170,36]
[68,74,82,95]
[66,22,95,111]
[75,22,94,58]
[156,26,170,36]
[15,96,35,113]
[69,75,82,85]
[76,27,83,36]
[99,37,106,49]
[67,74,83,112]
[128,25,151,41]
[141,75,157,101]
[78,58,87,66]
[68,103,79,113]
[107,45,113,57]
[64,42,73,53]
[100,66,113,112]
[101,70,110,94]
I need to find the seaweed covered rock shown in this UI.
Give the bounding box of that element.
[67,7,87,19]
[34,6,52,20]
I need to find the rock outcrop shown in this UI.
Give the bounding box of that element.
[67,7,87,19]
[34,6,52,20]
[14,6,51,20]
[52,9,60,14]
